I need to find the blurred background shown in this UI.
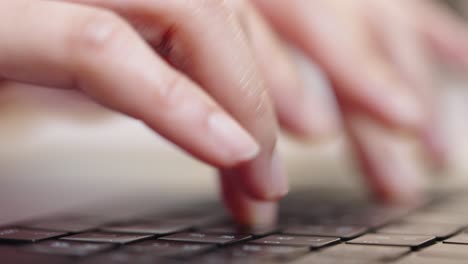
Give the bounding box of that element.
[1,0,468,224]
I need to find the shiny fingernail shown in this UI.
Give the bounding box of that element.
[209,112,260,163]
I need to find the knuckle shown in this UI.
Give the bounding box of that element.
[70,10,129,56]
[240,66,270,118]
[239,67,277,148]
[192,0,228,12]
[250,83,270,120]
[186,0,235,20]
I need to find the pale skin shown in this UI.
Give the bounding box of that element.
[1,0,467,226]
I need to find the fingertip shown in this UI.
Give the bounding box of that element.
[239,149,289,201]
[220,171,279,226]
[420,120,449,169]
[347,113,428,206]
[208,112,261,165]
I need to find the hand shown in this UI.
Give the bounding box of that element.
[0,0,305,225]
[252,0,468,202]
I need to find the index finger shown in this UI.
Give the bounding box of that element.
[67,0,288,200]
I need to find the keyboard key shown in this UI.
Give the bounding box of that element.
[325,207,409,228]
[197,244,308,264]
[378,223,460,239]
[159,232,251,245]
[23,240,113,257]
[22,217,102,233]
[418,243,468,259]
[124,240,215,258]
[320,244,409,261]
[61,232,151,244]
[142,210,225,227]
[0,246,73,264]
[200,224,278,237]
[283,225,367,239]
[445,233,468,244]
[101,221,190,235]
[0,227,65,242]
[348,234,435,248]
[191,254,261,264]
[223,244,308,260]
[80,251,162,264]
[250,235,339,248]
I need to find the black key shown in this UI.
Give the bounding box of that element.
[22,240,113,257]
[124,240,215,258]
[191,255,260,264]
[283,225,367,239]
[445,233,468,244]
[324,207,409,228]
[61,232,151,244]
[222,244,308,260]
[22,218,101,233]
[159,232,251,245]
[101,221,190,235]
[378,222,460,239]
[348,234,435,248]
[0,227,66,243]
[250,235,339,248]
[200,224,278,237]
[418,243,468,259]
[320,244,409,261]
[142,211,225,227]
[0,246,73,264]
[79,251,162,264]
[197,244,308,264]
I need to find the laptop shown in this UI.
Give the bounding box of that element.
[1,162,468,264]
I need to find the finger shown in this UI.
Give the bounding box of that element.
[345,111,427,204]
[237,1,339,139]
[220,170,277,227]
[415,0,468,71]
[366,0,433,101]
[365,0,447,165]
[252,0,426,131]
[68,0,286,200]
[0,0,259,167]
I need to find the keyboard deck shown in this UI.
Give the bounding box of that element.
[2,191,468,263]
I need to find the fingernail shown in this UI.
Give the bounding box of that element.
[209,112,260,163]
[270,150,289,198]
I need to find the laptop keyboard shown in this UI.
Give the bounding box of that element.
[2,191,468,263]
